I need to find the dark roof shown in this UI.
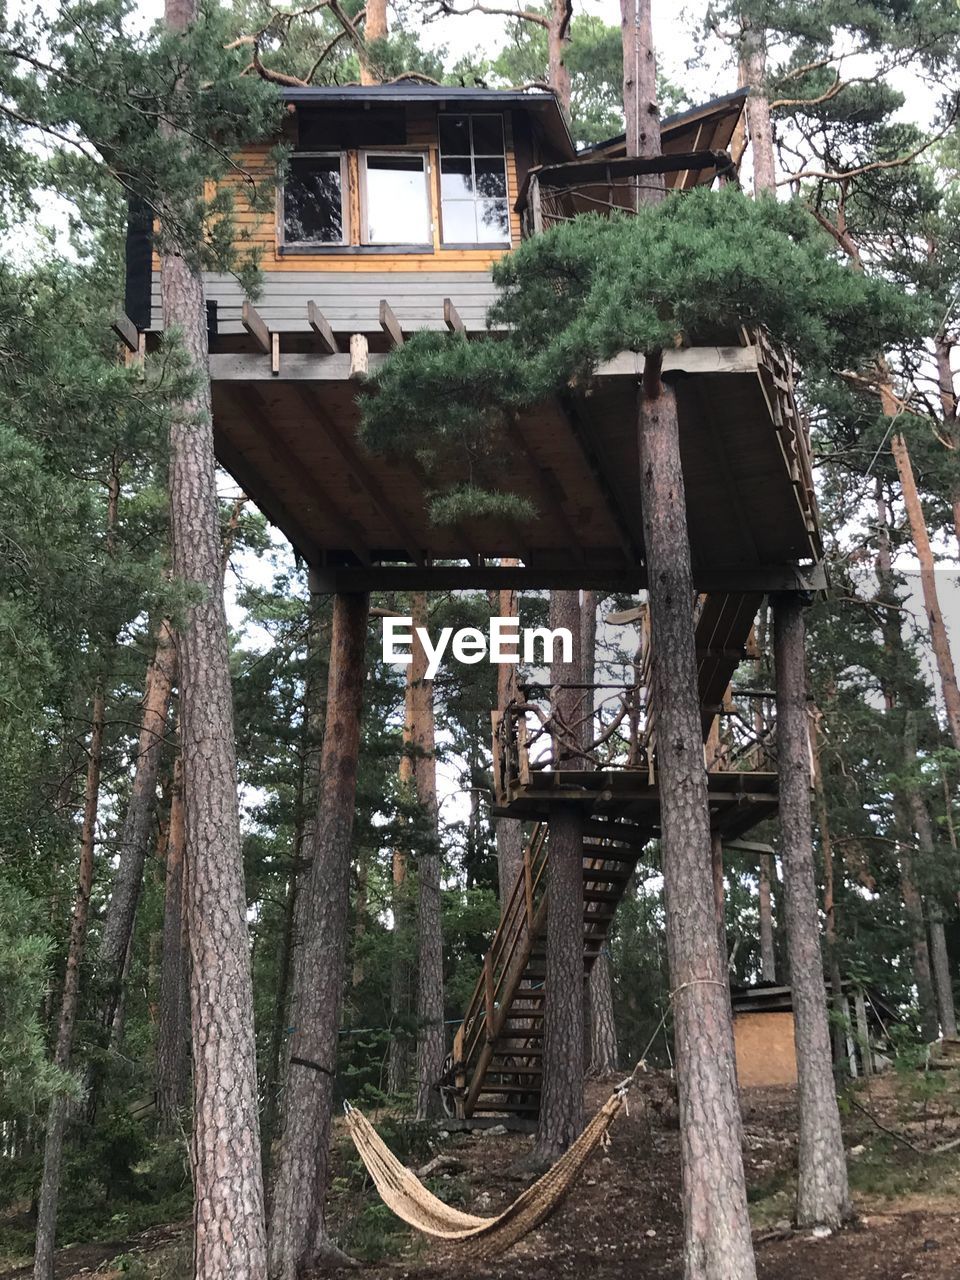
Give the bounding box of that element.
[731,981,901,1023]
[281,84,575,159]
[582,87,749,158]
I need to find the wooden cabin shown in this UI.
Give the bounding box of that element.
[131,84,821,600]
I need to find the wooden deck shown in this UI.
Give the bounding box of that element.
[207,331,821,593]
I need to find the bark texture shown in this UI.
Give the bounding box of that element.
[886,400,960,751]
[548,0,573,117]
[739,21,776,196]
[267,592,369,1280]
[620,0,664,201]
[33,679,107,1280]
[157,753,189,1132]
[587,952,619,1076]
[773,596,850,1227]
[411,594,445,1121]
[359,0,387,84]
[758,854,777,981]
[534,590,585,1163]
[639,379,756,1280]
[161,0,267,1254]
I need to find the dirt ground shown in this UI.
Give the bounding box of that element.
[4,1072,959,1280]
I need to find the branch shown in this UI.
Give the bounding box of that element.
[251,40,308,86]
[438,0,550,27]
[778,110,956,187]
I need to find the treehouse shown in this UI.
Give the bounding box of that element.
[124,83,828,1122]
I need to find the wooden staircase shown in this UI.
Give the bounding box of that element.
[445,819,646,1119]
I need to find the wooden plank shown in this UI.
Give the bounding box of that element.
[111,310,140,352]
[233,388,373,567]
[305,562,823,594]
[207,345,761,382]
[379,299,404,348]
[290,385,426,566]
[443,297,465,334]
[271,330,280,377]
[349,334,368,380]
[505,414,585,563]
[307,301,340,354]
[241,300,271,354]
[212,429,322,565]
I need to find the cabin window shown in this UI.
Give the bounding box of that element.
[438,114,510,246]
[282,153,346,245]
[361,152,432,246]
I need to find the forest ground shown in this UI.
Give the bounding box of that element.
[2,1070,959,1280]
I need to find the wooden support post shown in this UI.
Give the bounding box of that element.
[443,297,465,334]
[349,333,369,380]
[483,954,495,1042]
[528,173,543,236]
[271,330,280,377]
[307,301,340,354]
[379,300,404,348]
[523,844,534,927]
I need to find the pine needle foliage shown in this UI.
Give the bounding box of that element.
[359,188,928,474]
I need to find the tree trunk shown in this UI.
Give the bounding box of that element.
[494,573,524,908]
[157,752,189,1133]
[387,655,418,1094]
[411,594,445,1121]
[548,0,573,118]
[360,0,387,85]
[895,815,940,1043]
[813,741,847,1072]
[33,677,107,1280]
[587,952,619,1076]
[758,854,777,981]
[263,600,327,1162]
[87,618,176,1117]
[886,407,960,751]
[773,596,850,1227]
[903,721,957,1038]
[533,590,584,1163]
[627,8,756,1273]
[267,592,370,1280]
[162,3,267,1267]
[738,21,776,196]
[639,372,756,1279]
[619,0,664,204]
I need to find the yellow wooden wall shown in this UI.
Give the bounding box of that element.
[215,105,521,273]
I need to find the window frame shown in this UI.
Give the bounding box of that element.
[438,113,511,249]
[358,149,433,248]
[279,150,350,249]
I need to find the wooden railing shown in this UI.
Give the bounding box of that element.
[447,822,550,1118]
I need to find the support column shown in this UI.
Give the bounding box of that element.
[533,590,584,1164]
[637,366,756,1280]
[773,593,850,1228]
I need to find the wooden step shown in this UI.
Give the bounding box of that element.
[478,1085,543,1096]
[485,1065,542,1076]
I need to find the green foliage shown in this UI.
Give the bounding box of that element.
[428,483,537,526]
[360,188,927,477]
[0,879,77,1120]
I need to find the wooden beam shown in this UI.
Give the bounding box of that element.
[349,334,368,380]
[304,562,825,593]
[271,331,281,377]
[505,415,585,563]
[307,301,340,354]
[212,429,322,565]
[556,391,644,563]
[207,345,761,383]
[290,385,425,566]
[241,300,271,355]
[379,300,404,348]
[217,387,372,567]
[443,297,465,334]
[111,310,140,353]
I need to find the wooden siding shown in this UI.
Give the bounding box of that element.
[148,270,501,335]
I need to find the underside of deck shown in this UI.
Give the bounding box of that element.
[208,331,821,593]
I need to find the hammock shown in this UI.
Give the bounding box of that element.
[344,1080,632,1261]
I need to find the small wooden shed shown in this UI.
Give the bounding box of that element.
[731,982,899,1087]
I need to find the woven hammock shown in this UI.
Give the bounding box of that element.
[344,1085,628,1261]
